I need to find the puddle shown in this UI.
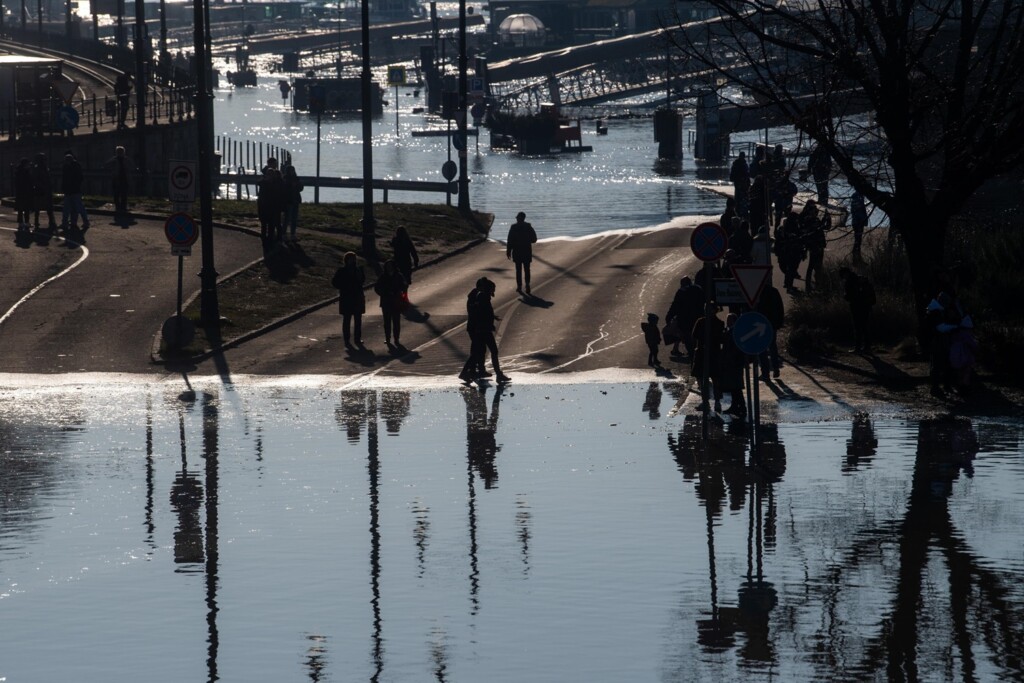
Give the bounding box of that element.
[1,382,1022,681]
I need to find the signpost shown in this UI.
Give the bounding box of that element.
[730,264,772,307]
[733,310,775,451]
[310,84,325,203]
[55,105,79,131]
[167,160,197,204]
[690,222,729,440]
[163,212,199,350]
[387,65,406,136]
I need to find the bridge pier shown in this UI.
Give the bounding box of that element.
[694,89,728,163]
[654,107,683,161]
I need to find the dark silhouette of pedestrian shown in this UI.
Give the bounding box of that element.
[692,312,725,413]
[772,172,797,228]
[641,313,662,367]
[925,290,963,396]
[719,197,736,232]
[756,282,785,378]
[390,225,419,292]
[728,218,753,261]
[14,158,33,231]
[749,174,769,234]
[839,266,875,352]
[850,189,867,263]
[114,72,132,129]
[61,151,89,232]
[374,260,408,347]
[800,201,828,292]
[730,151,750,217]
[460,277,489,381]
[466,278,509,382]
[665,276,703,357]
[107,145,134,219]
[720,313,748,417]
[774,213,803,290]
[506,211,537,295]
[282,164,303,242]
[331,251,366,347]
[808,144,831,206]
[257,160,285,246]
[30,153,57,231]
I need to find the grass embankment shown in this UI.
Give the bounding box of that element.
[130,198,492,359]
[785,217,1024,383]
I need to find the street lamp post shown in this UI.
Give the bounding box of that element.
[193,0,219,326]
[359,0,376,262]
[456,0,469,211]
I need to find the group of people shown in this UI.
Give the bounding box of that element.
[256,157,304,246]
[923,275,977,397]
[12,145,138,233]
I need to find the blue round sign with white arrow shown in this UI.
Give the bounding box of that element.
[55,105,80,131]
[733,311,774,355]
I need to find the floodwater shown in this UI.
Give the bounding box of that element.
[2,379,1023,681]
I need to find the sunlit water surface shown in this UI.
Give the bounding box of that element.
[1,382,1022,681]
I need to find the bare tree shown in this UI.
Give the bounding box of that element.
[673,0,1024,313]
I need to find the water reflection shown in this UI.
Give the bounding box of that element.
[463,385,503,489]
[844,412,878,473]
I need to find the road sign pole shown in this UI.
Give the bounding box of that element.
[315,110,321,204]
[702,264,712,440]
[176,254,184,342]
[395,84,399,136]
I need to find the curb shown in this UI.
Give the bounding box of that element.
[151,231,491,366]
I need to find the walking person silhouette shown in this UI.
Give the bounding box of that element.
[506,211,538,295]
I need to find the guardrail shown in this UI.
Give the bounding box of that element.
[217,173,458,203]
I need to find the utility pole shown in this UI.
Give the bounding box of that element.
[456,0,469,211]
[193,0,219,326]
[134,0,147,188]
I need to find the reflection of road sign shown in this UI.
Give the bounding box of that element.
[452,132,466,151]
[168,160,197,203]
[733,311,774,355]
[690,221,728,262]
[713,278,745,305]
[387,65,407,86]
[55,105,79,130]
[164,212,199,248]
[730,264,772,306]
[441,160,457,181]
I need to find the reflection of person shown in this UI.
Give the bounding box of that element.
[844,413,877,472]
[506,211,538,295]
[463,385,503,489]
[331,251,366,347]
[643,382,662,420]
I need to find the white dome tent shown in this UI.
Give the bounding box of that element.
[497,13,546,48]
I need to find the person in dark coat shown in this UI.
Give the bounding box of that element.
[719,197,736,232]
[641,313,662,367]
[30,153,57,231]
[692,313,725,414]
[850,189,868,263]
[460,277,490,381]
[808,144,832,206]
[839,266,876,353]
[61,151,89,232]
[756,282,785,379]
[374,260,408,347]
[331,251,366,347]
[720,313,748,417]
[800,201,828,292]
[506,211,538,294]
[257,162,285,245]
[281,164,303,242]
[730,152,750,217]
[114,72,132,128]
[774,213,804,290]
[107,145,134,219]
[748,175,769,234]
[665,276,704,357]
[729,219,754,262]
[772,172,797,228]
[390,225,419,290]
[468,278,510,382]
[14,158,33,230]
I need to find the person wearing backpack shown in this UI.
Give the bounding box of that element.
[839,266,876,353]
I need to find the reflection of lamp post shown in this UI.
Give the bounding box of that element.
[359,0,376,262]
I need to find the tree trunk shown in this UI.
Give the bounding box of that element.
[892,207,948,347]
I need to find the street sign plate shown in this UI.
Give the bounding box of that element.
[164,212,199,247]
[730,264,772,307]
[171,244,193,256]
[690,222,728,262]
[713,278,745,305]
[470,76,484,94]
[55,105,79,131]
[168,160,197,203]
[733,311,774,355]
[387,65,407,86]
[53,78,78,104]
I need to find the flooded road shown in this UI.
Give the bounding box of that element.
[1,379,1022,681]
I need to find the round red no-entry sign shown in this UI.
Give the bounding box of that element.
[690,221,729,262]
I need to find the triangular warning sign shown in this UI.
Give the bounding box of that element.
[730,265,772,307]
[53,79,79,104]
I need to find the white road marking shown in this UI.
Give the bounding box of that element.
[0,228,89,328]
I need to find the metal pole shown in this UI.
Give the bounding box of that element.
[456,0,469,211]
[701,264,712,440]
[359,0,376,261]
[159,0,167,58]
[134,0,147,191]
[315,110,321,204]
[394,84,399,136]
[193,0,219,326]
